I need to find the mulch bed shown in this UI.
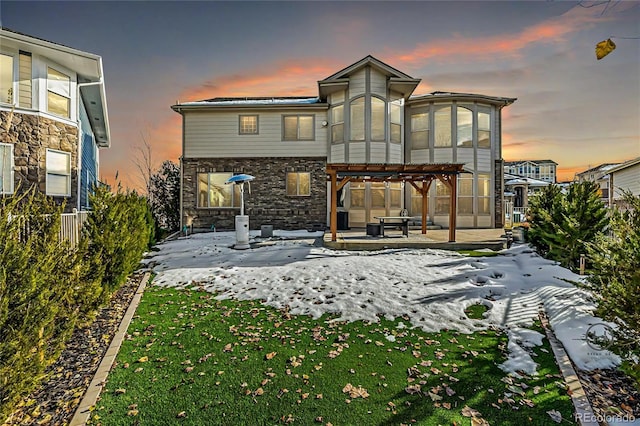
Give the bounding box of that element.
[3,270,638,425]
[578,368,639,420]
[3,273,143,426]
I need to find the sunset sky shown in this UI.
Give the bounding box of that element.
[2,1,639,189]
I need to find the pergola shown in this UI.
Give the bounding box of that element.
[326,163,465,243]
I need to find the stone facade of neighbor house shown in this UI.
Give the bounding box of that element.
[1,110,79,208]
[0,28,110,212]
[172,56,516,231]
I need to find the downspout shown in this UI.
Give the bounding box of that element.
[76,80,103,211]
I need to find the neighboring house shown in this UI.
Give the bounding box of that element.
[575,163,621,206]
[504,160,557,183]
[503,172,549,209]
[172,56,515,231]
[606,157,640,206]
[0,28,110,211]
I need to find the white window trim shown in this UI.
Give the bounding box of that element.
[0,142,15,195]
[0,51,16,106]
[46,148,71,197]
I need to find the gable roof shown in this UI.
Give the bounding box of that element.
[605,157,640,175]
[504,159,557,166]
[318,55,421,99]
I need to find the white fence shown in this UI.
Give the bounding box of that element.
[8,209,90,248]
[60,210,90,247]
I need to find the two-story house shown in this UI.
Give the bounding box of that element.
[172,56,515,231]
[0,28,110,211]
[503,160,557,183]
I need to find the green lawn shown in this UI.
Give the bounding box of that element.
[90,286,576,425]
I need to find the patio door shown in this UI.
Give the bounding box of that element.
[347,182,403,227]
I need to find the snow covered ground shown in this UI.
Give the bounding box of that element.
[145,230,620,374]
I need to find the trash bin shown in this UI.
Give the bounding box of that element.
[261,224,273,238]
[337,211,349,230]
[366,223,382,237]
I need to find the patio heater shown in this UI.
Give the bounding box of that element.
[225,174,255,249]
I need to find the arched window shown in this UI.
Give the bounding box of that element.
[457,106,473,147]
[371,97,385,141]
[350,97,365,141]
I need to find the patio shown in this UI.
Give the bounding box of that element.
[323,227,507,251]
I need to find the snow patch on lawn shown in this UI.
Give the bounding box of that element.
[145,231,620,373]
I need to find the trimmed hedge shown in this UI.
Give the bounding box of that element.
[0,186,154,421]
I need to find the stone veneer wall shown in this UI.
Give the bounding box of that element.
[182,157,327,231]
[494,159,504,228]
[0,110,79,211]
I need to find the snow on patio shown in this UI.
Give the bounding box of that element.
[145,230,620,374]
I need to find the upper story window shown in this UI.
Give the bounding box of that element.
[390,101,402,144]
[331,104,344,143]
[350,97,365,141]
[434,107,451,147]
[239,115,258,134]
[47,67,71,118]
[0,53,14,104]
[197,172,240,208]
[46,149,71,197]
[286,172,310,196]
[371,97,385,141]
[457,106,473,147]
[283,115,314,141]
[410,112,429,149]
[0,143,14,195]
[478,109,491,148]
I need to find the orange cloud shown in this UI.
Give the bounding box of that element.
[179,59,339,102]
[388,4,607,66]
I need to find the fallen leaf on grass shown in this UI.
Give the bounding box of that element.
[342,383,369,398]
[547,410,562,423]
[127,409,139,416]
[428,392,442,402]
[115,388,126,395]
[471,417,490,426]
[265,352,277,360]
[461,405,481,417]
[176,411,186,418]
[137,356,149,363]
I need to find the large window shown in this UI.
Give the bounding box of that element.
[331,104,344,143]
[435,179,451,215]
[350,97,365,141]
[350,181,365,207]
[0,53,13,104]
[457,107,473,147]
[434,107,451,147]
[390,101,402,144]
[371,97,385,141]
[478,110,491,148]
[370,182,385,208]
[286,172,310,196]
[283,115,314,140]
[47,67,70,118]
[1,143,14,194]
[197,173,240,208]
[411,113,429,149]
[239,115,258,134]
[478,173,491,215]
[458,173,474,215]
[46,149,71,197]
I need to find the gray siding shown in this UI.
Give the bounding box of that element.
[349,68,366,98]
[370,68,387,97]
[612,163,640,198]
[184,110,328,158]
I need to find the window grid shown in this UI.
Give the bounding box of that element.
[239,115,258,135]
[197,172,240,208]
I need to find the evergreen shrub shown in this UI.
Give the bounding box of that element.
[0,186,154,421]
